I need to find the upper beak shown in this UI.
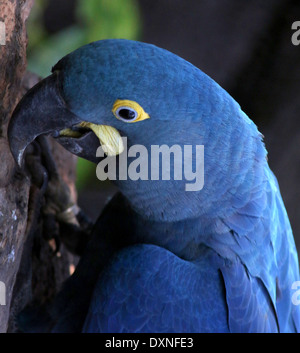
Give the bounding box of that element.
[8,71,123,167]
[8,72,83,167]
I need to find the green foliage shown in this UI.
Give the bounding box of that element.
[77,0,141,42]
[75,157,97,190]
[27,26,85,77]
[26,0,141,189]
[27,0,141,77]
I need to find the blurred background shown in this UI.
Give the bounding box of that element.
[26,0,300,250]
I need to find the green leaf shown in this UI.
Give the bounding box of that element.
[76,0,141,42]
[27,26,86,77]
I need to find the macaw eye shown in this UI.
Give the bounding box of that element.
[115,107,138,122]
[112,99,150,123]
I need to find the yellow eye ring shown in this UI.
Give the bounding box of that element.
[112,99,150,123]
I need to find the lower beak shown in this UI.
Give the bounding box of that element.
[59,123,124,157]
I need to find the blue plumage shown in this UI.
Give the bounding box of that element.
[82,244,229,333]
[8,39,300,332]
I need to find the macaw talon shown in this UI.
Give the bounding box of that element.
[24,140,49,192]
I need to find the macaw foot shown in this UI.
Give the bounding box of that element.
[24,135,93,255]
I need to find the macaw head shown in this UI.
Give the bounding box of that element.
[8,39,266,222]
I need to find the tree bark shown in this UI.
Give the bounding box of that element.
[0,0,77,333]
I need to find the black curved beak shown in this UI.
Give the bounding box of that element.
[8,72,100,167]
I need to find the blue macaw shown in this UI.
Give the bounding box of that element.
[8,39,300,332]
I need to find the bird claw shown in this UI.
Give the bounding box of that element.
[23,135,93,256]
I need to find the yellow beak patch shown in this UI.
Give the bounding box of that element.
[79,122,124,156]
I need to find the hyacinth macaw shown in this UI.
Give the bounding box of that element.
[8,39,300,332]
